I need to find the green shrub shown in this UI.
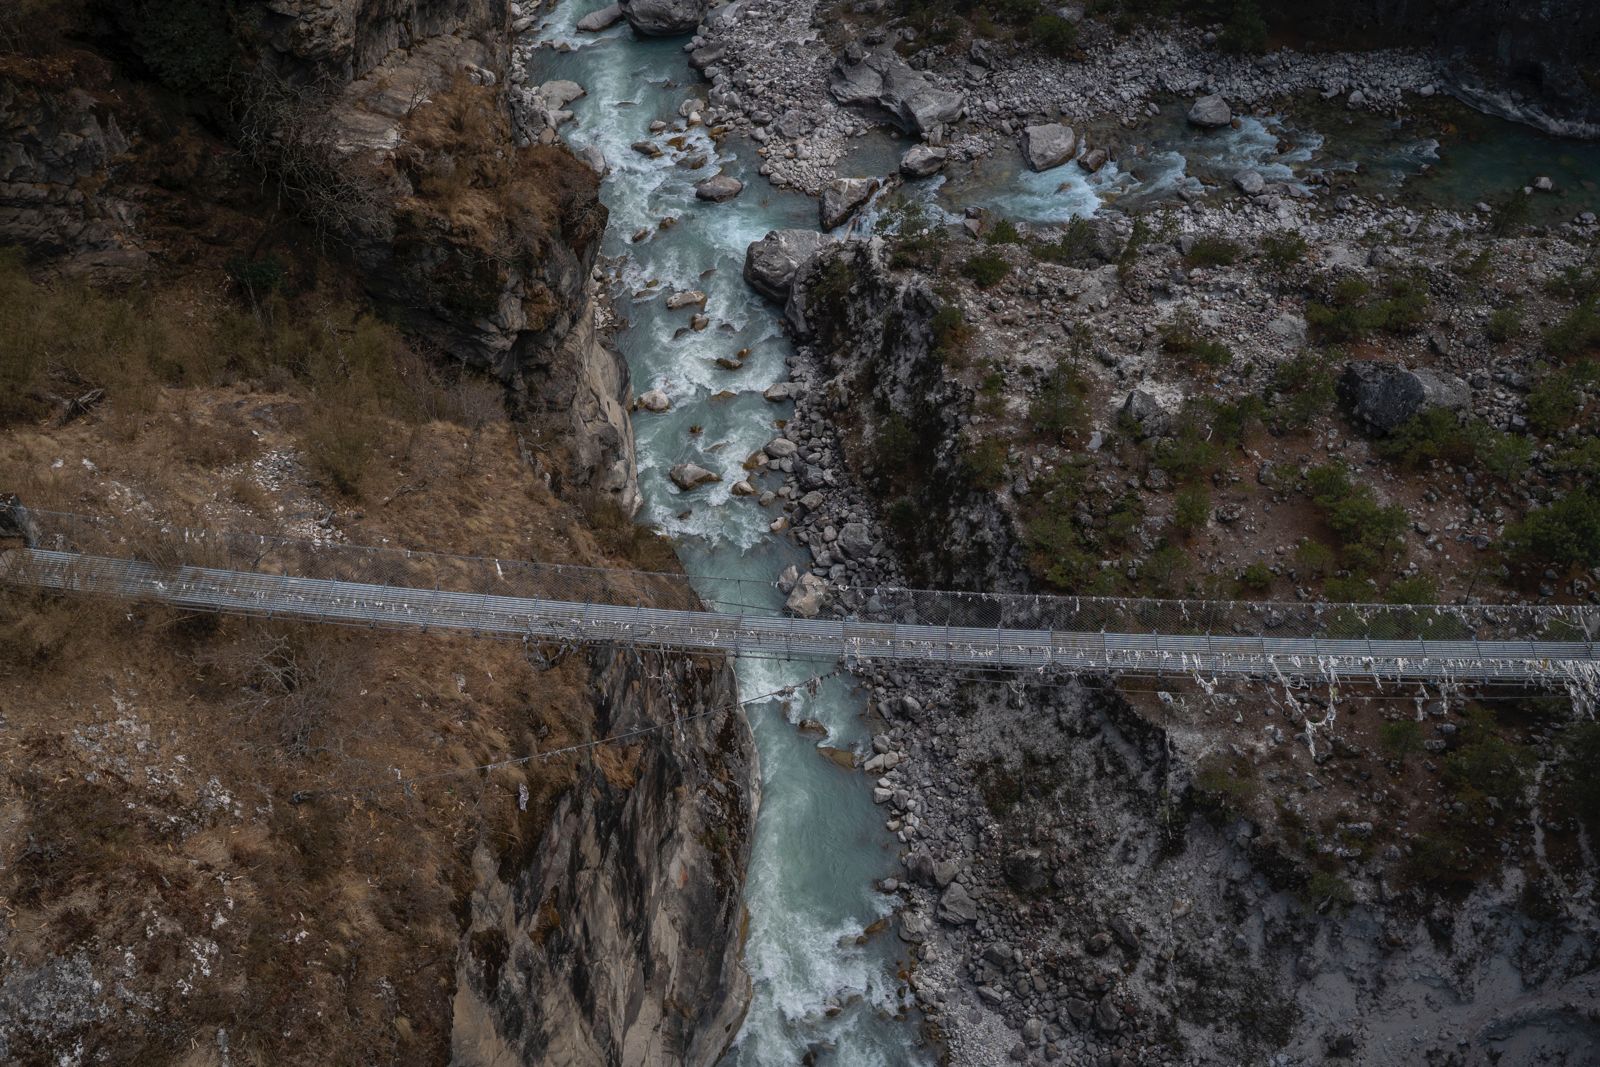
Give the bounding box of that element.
[1030,218,1100,266]
[1487,189,1534,237]
[1184,235,1242,269]
[1173,484,1210,535]
[1560,722,1600,828]
[1385,574,1438,605]
[1294,538,1336,579]
[1485,305,1523,343]
[1260,230,1308,272]
[1028,12,1079,56]
[962,251,1011,289]
[1306,462,1408,576]
[1194,755,1257,813]
[1029,363,1087,441]
[930,305,974,363]
[986,218,1022,245]
[1270,352,1336,429]
[122,0,239,96]
[1502,490,1600,570]
[963,437,1010,489]
[1237,561,1272,594]
[1160,312,1233,369]
[1307,273,1431,342]
[303,401,380,497]
[1378,409,1530,482]
[1218,0,1268,53]
[1443,708,1533,812]
[1379,719,1423,760]
[1545,300,1600,360]
[1299,869,1355,913]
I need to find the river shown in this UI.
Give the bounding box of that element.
[531,5,927,1064]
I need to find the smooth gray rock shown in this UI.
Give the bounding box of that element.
[937,881,979,925]
[1188,94,1233,128]
[820,177,879,229]
[1339,362,1471,435]
[619,0,706,36]
[899,143,949,179]
[829,47,964,134]
[694,174,744,201]
[744,229,831,301]
[1020,123,1077,171]
[576,3,625,31]
[637,389,671,412]
[1233,169,1265,195]
[669,463,720,490]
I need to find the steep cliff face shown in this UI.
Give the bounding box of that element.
[790,239,1025,590]
[452,649,755,1067]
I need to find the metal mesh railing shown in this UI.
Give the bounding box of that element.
[6,506,1596,645]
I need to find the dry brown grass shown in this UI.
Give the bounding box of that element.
[0,279,690,1065]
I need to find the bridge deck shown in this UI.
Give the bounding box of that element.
[4,549,1596,683]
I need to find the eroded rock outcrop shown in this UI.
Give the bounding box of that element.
[453,650,755,1067]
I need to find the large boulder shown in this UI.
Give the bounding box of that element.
[937,882,979,925]
[836,522,875,560]
[786,573,830,618]
[1339,362,1471,435]
[829,46,964,134]
[820,177,879,229]
[618,0,707,36]
[1020,123,1077,171]
[694,174,744,202]
[669,463,721,490]
[744,229,832,301]
[576,4,626,32]
[1187,94,1233,128]
[900,144,949,179]
[1119,389,1167,439]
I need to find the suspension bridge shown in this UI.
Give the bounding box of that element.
[1,508,1597,689]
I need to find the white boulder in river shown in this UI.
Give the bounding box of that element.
[669,463,720,490]
[1187,94,1233,128]
[1019,123,1077,171]
[743,229,833,301]
[576,3,625,31]
[900,144,948,179]
[828,45,964,135]
[694,174,743,202]
[636,389,671,413]
[618,0,707,35]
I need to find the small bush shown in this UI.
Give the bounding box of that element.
[303,401,380,497]
[1379,409,1530,482]
[1524,363,1595,434]
[1307,273,1431,342]
[1160,311,1232,369]
[1028,12,1079,57]
[986,218,1022,246]
[1379,719,1423,760]
[1184,235,1242,269]
[1560,722,1600,828]
[1545,299,1600,360]
[1385,574,1438,605]
[1260,230,1308,272]
[1237,561,1272,594]
[1294,539,1336,579]
[1271,352,1336,429]
[1028,363,1087,442]
[1172,484,1210,535]
[963,437,1010,489]
[1030,219,1100,266]
[930,304,974,363]
[1306,462,1408,576]
[962,251,1011,289]
[1502,490,1600,570]
[1487,189,1534,237]
[1485,305,1522,343]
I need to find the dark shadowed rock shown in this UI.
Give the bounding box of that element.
[820,177,879,229]
[744,229,832,301]
[937,882,979,925]
[619,0,707,36]
[1339,362,1471,435]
